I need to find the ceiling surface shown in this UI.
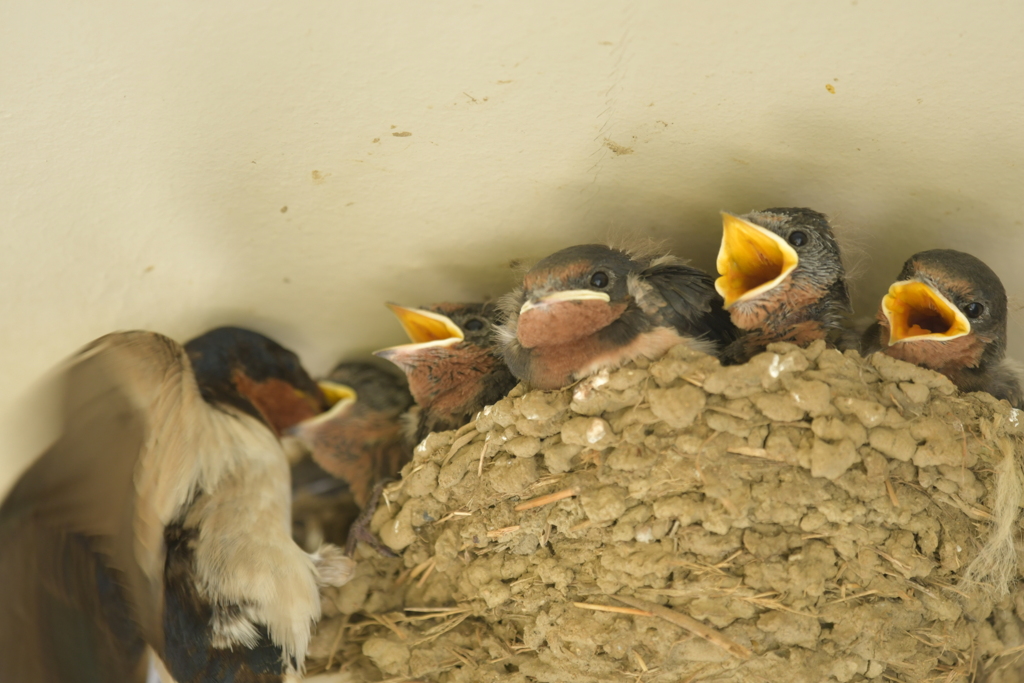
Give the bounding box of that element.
[3,0,1024,492]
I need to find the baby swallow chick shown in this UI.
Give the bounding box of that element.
[497,244,737,390]
[287,362,413,556]
[288,362,413,510]
[862,249,1021,408]
[715,208,852,363]
[376,302,518,443]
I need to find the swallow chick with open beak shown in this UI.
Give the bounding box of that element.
[375,302,518,443]
[862,249,1022,408]
[715,208,853,364]
[497,244,737,390]
[287,362,413,556]
[288,362,413,510]
[0,326,354,683]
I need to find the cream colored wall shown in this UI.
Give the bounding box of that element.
[3,0,1024,494]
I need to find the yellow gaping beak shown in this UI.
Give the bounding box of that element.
[319,381,357,407]
[386,303,464,346]
[289,381,358,432]
[374,304,464,362]
[520,289,611,315]
[881,280,971,345]
[715,212,800,308]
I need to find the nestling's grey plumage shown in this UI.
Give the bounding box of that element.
[715,208,852,363]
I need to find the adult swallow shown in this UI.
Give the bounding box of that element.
[715,208,852,363]
[0,326,354,683]
[862,249,1022,407]
[497,244,737,390]
[375,302,518,443]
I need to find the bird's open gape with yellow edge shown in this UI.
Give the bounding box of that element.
[715,212,800,308]
[881,279,971,344]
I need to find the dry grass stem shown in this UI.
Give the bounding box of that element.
[443,428,479,466]
[433,510,472,524]
[416,558,437,588]
[827,589,880,605]
[885,478,901,508]
[514,487,580,511]
[324,613,350,671]
[727,446,784,462]
[573,602,655,617]
[612,595,753,659]
[413,611,472,645]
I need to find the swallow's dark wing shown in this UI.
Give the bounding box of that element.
[642,263,739,348]
[986,359,1024,409]
[0,332,189,683]
[860,321,883,355]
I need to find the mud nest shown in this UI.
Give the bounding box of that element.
[306,342,1024,683]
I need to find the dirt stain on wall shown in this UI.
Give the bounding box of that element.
[604,138,634,155]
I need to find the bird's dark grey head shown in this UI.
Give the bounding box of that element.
[716,206,851,341]
[325,361,412,414]
[520,244,638,304]
[744,207,848,306]
[900,249,1007,352]
[427,301,506,348]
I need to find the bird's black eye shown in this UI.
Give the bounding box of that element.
[788,231,807,247]
[590,271,609,288]
[964,302,984,319]
[463,318,485,332]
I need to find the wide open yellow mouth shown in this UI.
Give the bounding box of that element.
[882,280,971,344]
[715,212,799,307]
[385,303,464,346]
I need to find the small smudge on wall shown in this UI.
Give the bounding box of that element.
[604,138,634,156]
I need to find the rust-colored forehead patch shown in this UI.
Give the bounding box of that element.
[524,261,594,290]
[912,262,975,300]
[232,369,323,436]
[749,212,789,232]
[936,275,974,300]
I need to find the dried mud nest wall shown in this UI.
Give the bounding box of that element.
[308,342,1024,683]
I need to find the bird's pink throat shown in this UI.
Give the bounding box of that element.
[517,300,626,348]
